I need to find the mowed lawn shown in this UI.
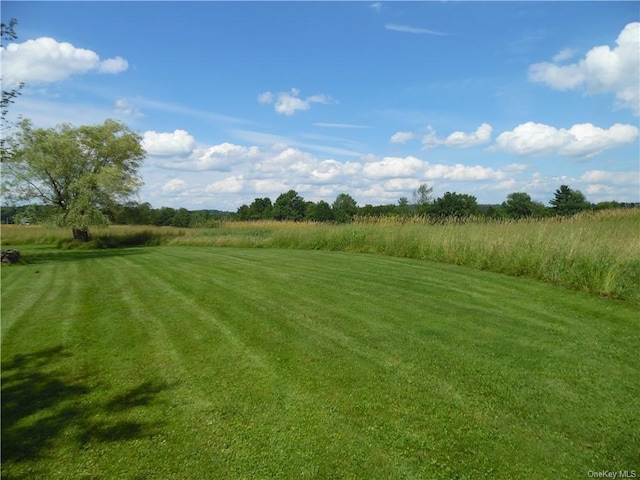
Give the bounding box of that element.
[1,246,638,479]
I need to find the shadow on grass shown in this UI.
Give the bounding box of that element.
[15,230,174,265]
[59,230,174,250]
[24,247,149,265]
[1,345,171,464]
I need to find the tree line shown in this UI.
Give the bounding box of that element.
[0,203,231,228]
[236,185,637,223]
[4,184,635,228]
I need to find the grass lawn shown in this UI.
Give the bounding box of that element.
[2,246,639,479]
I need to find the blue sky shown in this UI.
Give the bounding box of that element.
[2,1,639,210]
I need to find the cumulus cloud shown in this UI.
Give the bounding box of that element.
[191,143,260,171]
[0,37,129,87]
[442,123,493,148]
[205,175,245,194]
[422,123,493,149]
[363,156,424,179]
[141,127,638,210]
[97,56,128,74]
[255,146,316,174]
[383,178,421,192]
[310,160,352,184]
[424,164,505,181]
[142,130,196,156]
[257,88,336,115]
[162,178,187,193]
[528,22,640,114]
[494,122,639,158]
[390,131,415,144]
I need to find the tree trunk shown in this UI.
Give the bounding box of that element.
[72,228,91,242]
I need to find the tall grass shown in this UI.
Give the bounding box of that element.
[2,208,638,303]
[174,209,640,303]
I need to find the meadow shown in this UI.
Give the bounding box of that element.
[3,207,639,303]
[1,209,639,478]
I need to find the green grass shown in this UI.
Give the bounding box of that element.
[3,208,638,303]
[2,246,639,479]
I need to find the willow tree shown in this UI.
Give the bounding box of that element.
[2,119,145,240]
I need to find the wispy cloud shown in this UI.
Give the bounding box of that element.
[390,131,415,144]
[132,97,247,124]
[370,2,382,12]
[230,129,362,158]
[314,122,371,129]
[385,24,447,36]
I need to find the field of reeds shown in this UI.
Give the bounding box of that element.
[2,208,639,304]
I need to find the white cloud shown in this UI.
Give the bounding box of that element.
[190,143,260,171]
[114,98,144,118]
[579,170,634,185]
[494,122,639,158]
[363,156,425,179]
[205,175,245,194]
[422,123,493,149]
[529,22,640,114]
[390,131,415,144]
[573,170,639,202]
[310,160,345,183]
[443,123,493,148]
[0,37,129,87]
[255,146,316,174]
[421,127,440,150]
[552,48,577,63]
[142,130,196,156]
[251,179,290,195]
[162,178,187,193]
[257,88,336,115]
[310,160,362,184]
[370,2,382,12]
[257,91,273,104]
[139,131,638,210]
[423,164,505,181]
[383,178,421,192]
[529,62,585,90]
[97,56,128,74]
[385,24,446,36]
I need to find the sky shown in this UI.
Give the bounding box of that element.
[1,1,639,211]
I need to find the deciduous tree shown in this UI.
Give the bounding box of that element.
[2,119,145,240]
[431,192,478,219]
[306,200,334,222]
[501,192,547,218]
[272,190,306,221]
